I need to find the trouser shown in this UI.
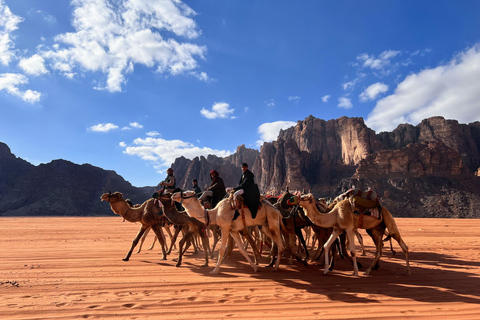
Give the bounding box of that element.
[198,190,213,201]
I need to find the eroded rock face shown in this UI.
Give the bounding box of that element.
[354,141,466,178]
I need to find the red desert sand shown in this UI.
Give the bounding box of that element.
[1,217,480,319]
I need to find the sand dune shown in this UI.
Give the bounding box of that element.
[1,217,480,319]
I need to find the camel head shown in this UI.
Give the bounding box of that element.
[171,190,196,203]
[100,191,124,203]
[298,193,315,205]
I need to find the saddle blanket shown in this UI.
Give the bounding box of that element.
[354,207,381,220]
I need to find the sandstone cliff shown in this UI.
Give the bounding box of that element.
[2,115,480,217]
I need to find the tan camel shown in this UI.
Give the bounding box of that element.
[100,192,168,261]
[172,190,286,274]
[296,193,411,276]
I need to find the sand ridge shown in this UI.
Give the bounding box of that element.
[1,217,480,319]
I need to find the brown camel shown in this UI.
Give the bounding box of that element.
[172,190,286,274]
[100,192,168,261]
[296,193,411,276]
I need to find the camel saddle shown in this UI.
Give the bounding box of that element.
[230,194,262,222]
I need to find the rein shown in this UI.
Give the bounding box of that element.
[121,207,131,222]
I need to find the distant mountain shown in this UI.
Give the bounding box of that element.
[2,115,480,217]
[0,143,154,216]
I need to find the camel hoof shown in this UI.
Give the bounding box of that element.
[301,259,309,267]
[363,269,371,275]
[406,271,412,276]
[323,269,329,275]
[175,262,181,267]
[210,269,220,274]
[253,265,259,273]
[201,263,208,267]
[352,272,359,277]
[122,258,129,261]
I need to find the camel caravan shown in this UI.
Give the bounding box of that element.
[100,165,411,277]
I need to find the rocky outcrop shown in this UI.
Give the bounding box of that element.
[2,115,480,218]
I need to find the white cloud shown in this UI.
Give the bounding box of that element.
[266,99,275,107]
[129,122,143,129]
[121,137,231,168]
[366,44,480,133]
[321,95,330,102]
[256,121,296,146]
[89,123,119,132]
[200,102,235,119]
[359,82,389,102]
[338,97,353,109]
[18,54,49,76]
[146,131,160,137]
[0,0,23,66]
[119,141,127,147]
[357,50,400,73]
[288,96,300,103]
[0,73,41,103]
[31,0,207,92]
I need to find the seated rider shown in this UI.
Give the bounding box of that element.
[192,179,202,197]
[198,170,227,208]
[227,163,260,219]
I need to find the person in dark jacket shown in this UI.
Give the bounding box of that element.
[192,179,202,197]
[198,170,227,208]
[227,163,260,219]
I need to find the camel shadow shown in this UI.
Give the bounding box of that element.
[250,249,480,305]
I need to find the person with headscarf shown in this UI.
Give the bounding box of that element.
[198,170,226,208]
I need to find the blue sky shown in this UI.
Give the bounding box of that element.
[1,0,480,187]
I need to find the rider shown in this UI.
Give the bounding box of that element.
[227,163,260,219]
[192,179,202,197]
[158,168,176,193]
[198,170,226,208]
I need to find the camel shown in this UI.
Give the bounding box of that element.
[172,190,286,274]
[296,193,411,276]
[100,192,168,261]
[155,191,212,267]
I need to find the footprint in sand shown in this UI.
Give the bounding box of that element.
[187,296,197,301]
[122,303,136,308]
[87,305,100,309]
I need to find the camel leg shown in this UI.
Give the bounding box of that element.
[124,225,148,261]
[295,227,309,260]
[345,229,359,276]
[391,232,411,275]
[151,224,168,260]
[148,237,157,250]
[355,230,366,256]
[241,228,261,265]
[322,229,342,275]
[163,226,175,250]
[261,227,284,271]
[167,226,181,255]
[211,228,231,274]
[136,227,151,253]
[230,231,258,273]
[175,232,194,267]
[364,228,384,275]
[200,232,211,267]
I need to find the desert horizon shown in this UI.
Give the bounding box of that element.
[1,217,480,319]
